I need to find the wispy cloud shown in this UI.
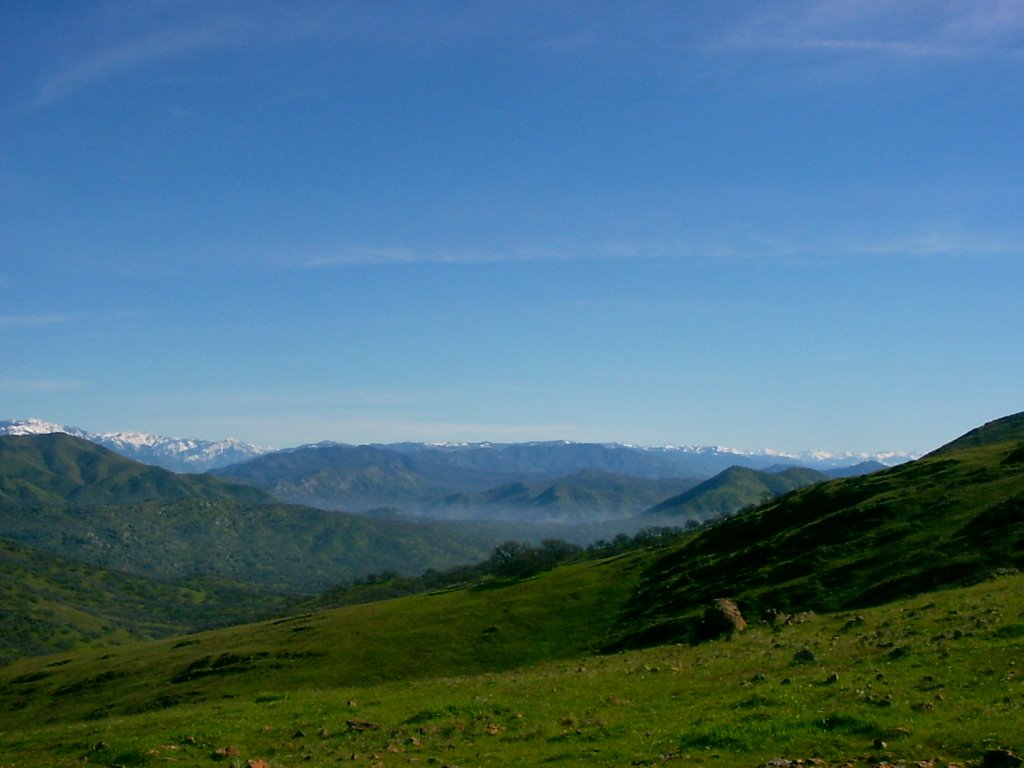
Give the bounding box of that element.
[0,313,80,329]
[19,0,1024,115]
[0,376,87,393]
[723,0,1024,59]
[285,226,1024,270]
[694,228,1024,266]
[842,231,1024,258]
[27,22,234,111]
[0,310,143,329]
[295,241,663,268]
[19,2,536,112]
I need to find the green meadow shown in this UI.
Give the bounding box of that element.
[0,571,1021,767]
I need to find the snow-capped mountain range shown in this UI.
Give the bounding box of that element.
[0,419,268,473]
[391,439,913,469]
[0,418,915,476]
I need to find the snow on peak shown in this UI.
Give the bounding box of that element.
[0,418,90,438]
[0,418,269,472]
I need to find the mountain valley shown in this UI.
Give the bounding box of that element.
[0,412,1020,766]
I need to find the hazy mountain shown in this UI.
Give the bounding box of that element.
[214,439,908,515]
[384,440,910,478]
[0,419,267,472]
[210,442,523,512]
[428,470,700,522]
[644,465,827,520]
[822,459,888,478]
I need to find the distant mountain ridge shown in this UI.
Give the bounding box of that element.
[214,439,901,518]
[364,439,911,476]
[1,418,912,476]
[0,419,268,472]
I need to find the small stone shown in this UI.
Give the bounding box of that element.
[793,648,817,664]
[825,672,840,684]
[346,718,380,732]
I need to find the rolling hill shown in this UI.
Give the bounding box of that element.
[644,465,827,520]
[0,433,272,505]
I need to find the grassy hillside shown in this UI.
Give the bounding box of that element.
[0,540,291,662]
[616,415,1024,648]
[929,411,1024,455]
[0,568,1020,766]
[0,549,650,726]
[645,465,826,520]
[0,434,271,505]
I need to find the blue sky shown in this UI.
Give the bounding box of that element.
[2,1,1023,454]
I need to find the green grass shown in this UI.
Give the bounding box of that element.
[0,549,650,728]
[0,572,1020,767]
[615,435,1024,647]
